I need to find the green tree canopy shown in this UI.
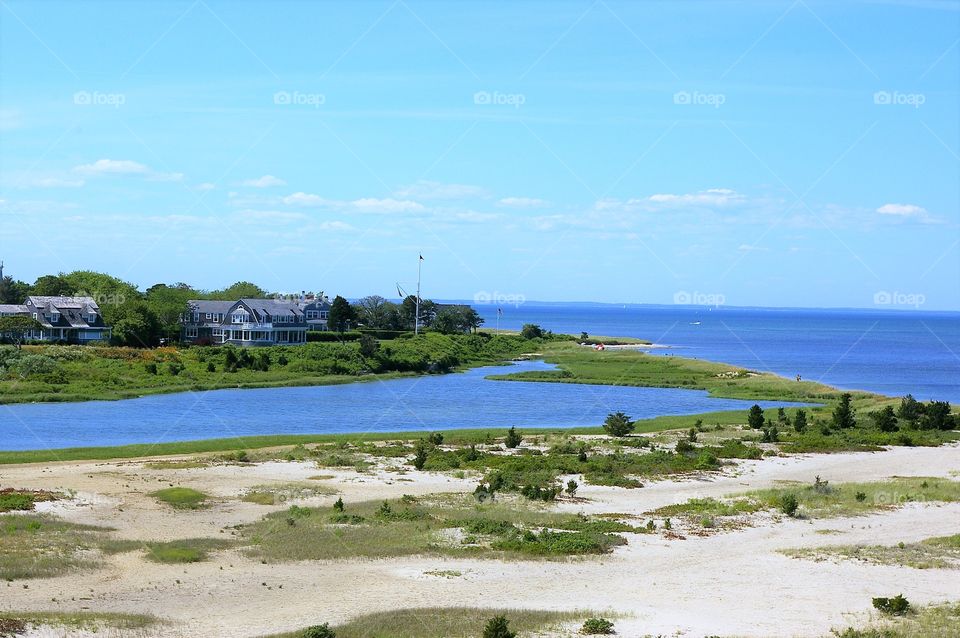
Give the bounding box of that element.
[0,315,41,349]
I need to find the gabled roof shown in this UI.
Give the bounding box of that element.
[0,304,28,314]
[28,296,100,310]
[186,300,236,314]
[240,298,304,319]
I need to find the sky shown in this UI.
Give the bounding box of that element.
[1,0,958,310]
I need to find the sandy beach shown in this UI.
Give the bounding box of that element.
[2,443,958,637]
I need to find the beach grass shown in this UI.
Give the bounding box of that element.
[240,483,337,505]
[0,611,158,633]
[100,537,235,564]
[0,514,114,580]
[831,602,960,637]
[782,534,960,570]
[241,493,639,562]
[149,487,209,510]
[262,607,594,638]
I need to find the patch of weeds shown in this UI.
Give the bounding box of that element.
[149,487,208,510]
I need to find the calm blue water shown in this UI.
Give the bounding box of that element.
[0,361,808,451]
[472,304,960,403]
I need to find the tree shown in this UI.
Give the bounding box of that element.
[328,296,356,336]
[144,283,197,341]
[0,316,41,349]
[483,615,516,638]
[32,274,72,296]
[109,300,161,347]
[355,295,394,329]
[871,405,898,432]
[897,394,924,422]
[747,404,765,429]
[832,393,856,429]
[358,334,379,357]
[0,275,30,304]
[602,412,635,437]
[566,479,578,496]
[920,401,955,431]
[520,323,544,339]
[504,426,523,449]
[793,409,808,433]
[432,307,461,334]
[209,281,267,300]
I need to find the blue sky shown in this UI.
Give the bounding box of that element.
[1,0,958,310]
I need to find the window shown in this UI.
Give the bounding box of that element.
[205,313,212,320]
[306,311,318,319]
[232,312,247,324]
[88,313,97,323]
[185,327,198,338]
[320,311,329,319]
[212,328,222,337]
[50,312,60,322]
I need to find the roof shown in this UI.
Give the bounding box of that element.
[240,298,304,318]
[28,296,100,310]
[186,300,236,314]
[0,304,28,314]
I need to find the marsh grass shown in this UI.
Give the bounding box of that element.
[264,607,593,638]
[143,459,210,470]
[0,611,158,632]
[831,602,960,637]
[241,483,337,505]
[102,537,235,563]
[0,514,112,580]
[149,487,208,509]
[241,494,639,562]
[783,534,960,570]
[652,497,764,518]
[744,477,960,519]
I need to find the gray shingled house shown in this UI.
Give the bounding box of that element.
[11,296,113,343]
[181,298,309,346]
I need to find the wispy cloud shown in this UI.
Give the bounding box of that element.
[498,197,548,208]
[241,175,286,188]
[395,180,488,200]
[877,203,928,218]
[72,159,183,182]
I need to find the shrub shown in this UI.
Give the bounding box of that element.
[427,432,444,445]
[520,324,544,340]
[302,623,336,638]
[748,404,765,429]
[832,393,856,429]
[581,617,615,635]
[483,615,517,638]
[504,426,523,449]
[793,409,807,433]
[779,493,799,517]
[871,405,899,432]
[675,439,694,454]
[412,440,429,470]
[167,361,184,376]
[872,594,910,616]
[566,479,579,496]
[206,361,216,373]
[333,497,344,512]
[144,362,158,375]
[603,412,635,437]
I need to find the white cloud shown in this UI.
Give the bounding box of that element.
[194,183,216,191]
[498,197,548,208]
[73,159,149,176]
[877,203,927,218]
[395,180,488,200]
[31,177,85,188]
[283,192,330,206]
[737,244,769,252]
[72,159,182,182]
[351,198,425,213]
[647,188,744,206]
[241,175,286,188]
[235,209,309,223]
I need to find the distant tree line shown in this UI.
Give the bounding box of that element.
[0,269,485,347]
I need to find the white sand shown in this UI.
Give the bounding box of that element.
[1,444,958,637]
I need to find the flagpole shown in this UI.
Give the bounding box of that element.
[496,308,500,335]
[414,255,422,335]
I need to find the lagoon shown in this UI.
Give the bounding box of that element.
[0,360,806,451]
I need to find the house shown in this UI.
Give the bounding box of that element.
[301,297,331,331]
[181,298,308,346]
[20,296,112,343]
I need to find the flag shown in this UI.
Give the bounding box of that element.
[419,254,424,261]
[396,283,406,298]
[497,308,503,317]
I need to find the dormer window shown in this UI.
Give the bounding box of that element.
[88,313,97,323]
[232,312,248,324]
[50,311,60,322]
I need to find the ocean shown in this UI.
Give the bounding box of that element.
[470,303,960,403]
